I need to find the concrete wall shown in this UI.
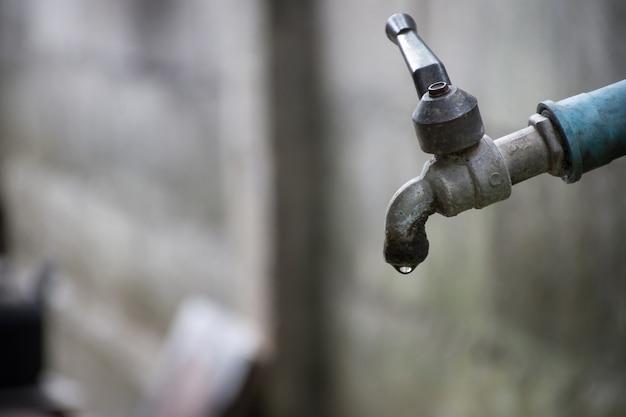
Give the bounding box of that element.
[0,1,270,416]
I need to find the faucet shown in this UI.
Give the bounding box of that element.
[383,13,626,274]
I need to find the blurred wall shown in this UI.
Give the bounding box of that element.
[0,1,625,417]
[0,1,270,415]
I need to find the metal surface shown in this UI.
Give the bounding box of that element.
[383,177,434,274]
[495,114,564,184]
[384,136,512,272]
[412,85,485,154]
[385,13,450,98]
[383,114,571,272]
[383,14,626,273]
[539,79,626,182]
[529,113,565,177]
[383,12,499,272]
[386,13,485,155]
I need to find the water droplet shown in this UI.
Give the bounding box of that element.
[396,265,414,274]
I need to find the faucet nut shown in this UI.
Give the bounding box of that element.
[413,86,485,155]
[427,81,450,97]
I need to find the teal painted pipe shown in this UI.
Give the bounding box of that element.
[538,79,626,183]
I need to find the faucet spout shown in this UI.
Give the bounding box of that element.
[384,177,435,274]
[384,136,514,274]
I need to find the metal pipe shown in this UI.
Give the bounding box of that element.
[494,114,564,185]
[495,126,549,185]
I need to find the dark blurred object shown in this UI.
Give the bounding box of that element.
[220,361,266,417]
[0,262,51,388]
[0,262,65,415]
[136,297,265,417]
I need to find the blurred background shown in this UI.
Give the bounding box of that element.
[0,0,625,416]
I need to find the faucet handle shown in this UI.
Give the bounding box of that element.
[385,13,450,98]
[386,13,484,155]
